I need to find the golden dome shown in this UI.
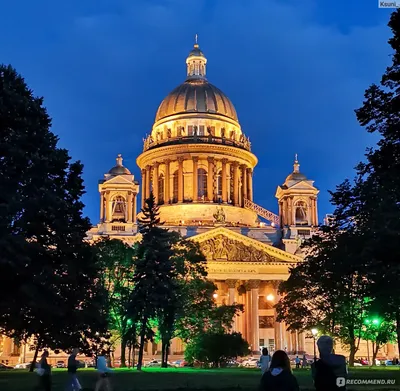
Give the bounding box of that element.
[285,155,307,183]
[108,154,131,176]
[155,79,238,123]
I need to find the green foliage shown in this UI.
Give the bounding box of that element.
[95,237,137,366]
[0,64,107,362]
[184,332,249,368]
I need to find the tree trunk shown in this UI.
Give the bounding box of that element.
[161,341,166,368]
[132,346,136,368]
[120,336,127,368]
[396,310,400,360]
[137,316,148,371]
[372,341,380,366]
[30,341,41,373]
[348,341,357,367]
[128,343,132,368]
[164,341,170,368]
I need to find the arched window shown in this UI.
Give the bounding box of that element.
[173,170,178,203]
[198,168,207,200]
[112,195,126,222]
[217,170,223,200]
[158,174,164,204]
[295,200,308,225]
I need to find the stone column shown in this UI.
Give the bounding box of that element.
[141,169,146,208]
[271,280,283,351]
[105,192,112,223]
[245,284,252,345]
[145,165,151,200]
[226,279,237,331]
[192,157,198,202]
[241,165,248,206]
[178,157,184,203]
[127,192,133,223]
[247,168,253,201]
[164,159,170,205]
[249,279,261,353]
[207,157,214,202]
[153,163,159,204]
[221,159,228,203]
[133,194,137,223]
[232,162,239,206]
[100,192,104,221]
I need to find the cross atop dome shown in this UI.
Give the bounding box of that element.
[293,154,300,173]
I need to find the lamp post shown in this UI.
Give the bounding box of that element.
[311,328,318,362]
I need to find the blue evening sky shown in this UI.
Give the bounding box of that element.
[0,1,394,224]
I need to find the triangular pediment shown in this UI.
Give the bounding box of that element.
[104,175,135,185]
[190,227,301,264]
[287,180,317,190]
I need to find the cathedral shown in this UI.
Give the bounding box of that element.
[86,40,319,356]
[2,40,396,365]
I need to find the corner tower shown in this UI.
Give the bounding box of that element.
[136,40,259,226]
[96,154,140,234]
[275,155,319,249]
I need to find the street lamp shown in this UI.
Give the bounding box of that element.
[266,294,275,302]
[311,328,318,362]
[213,293,218,299]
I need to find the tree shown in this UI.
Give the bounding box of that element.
[350,10,400,358]
[95,237,136,367]
[276,222,371,366]
[129,192,180,370]
[184,332,249,368]
[0,65,106,369]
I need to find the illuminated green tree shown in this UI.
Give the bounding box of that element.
[95,237,136,367]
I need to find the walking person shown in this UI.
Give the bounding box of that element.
[295,356,301,369]
[36,350,52,391]
[259,347,271,375]
[301,354,307,368]
[260,350,299,391]
[66,348,82,391]
[95,350,112,391]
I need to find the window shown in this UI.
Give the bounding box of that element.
[259,339,265,348]
[199,125,205,136]
[112,196,126,222]
[198,168,207,199]
[295,200,308,225]
[188,125,194,136]
[217,170,223,198]
[172,170,178,203]
[259,297,274,310]
[158,174,164,204]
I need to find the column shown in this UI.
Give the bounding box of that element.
[105,192,112,223]
[245,284,252,345]
[141,169,146,208]
[247,168,253,201]
[127,192,133,223]
[145,165,151,200]
[298,332,305,353]
[192,157,198,202]
[232,162,239,206]
[271,280,283,351]
[178,157,184,203]
[207,157,214,202]
[221,159,228,203]
[100,192,104,221]
[133,194,137,222]
[153,163,159,204]
[249,279,261,353]
[164,160,170,205]
[241,165,248,206]
[226,279,237,331]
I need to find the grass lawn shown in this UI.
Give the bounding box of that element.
[1,366,399,391]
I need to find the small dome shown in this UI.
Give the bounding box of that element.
[285,172,307,182]
[155,79,238,123]
[188,44,204,58]
[108,165,131,175]
[108,154,131,175]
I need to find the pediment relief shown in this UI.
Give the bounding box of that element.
[199,234,276,263]
[104,175,135,185]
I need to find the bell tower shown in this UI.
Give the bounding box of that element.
[97,154,140,234]
[275,155,319,253]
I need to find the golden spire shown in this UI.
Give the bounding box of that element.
[194,33,199,48]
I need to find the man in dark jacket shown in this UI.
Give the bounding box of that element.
[312,335,347,390]
[66,348,81,390]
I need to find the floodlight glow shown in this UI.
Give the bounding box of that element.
[266,294,274,302]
